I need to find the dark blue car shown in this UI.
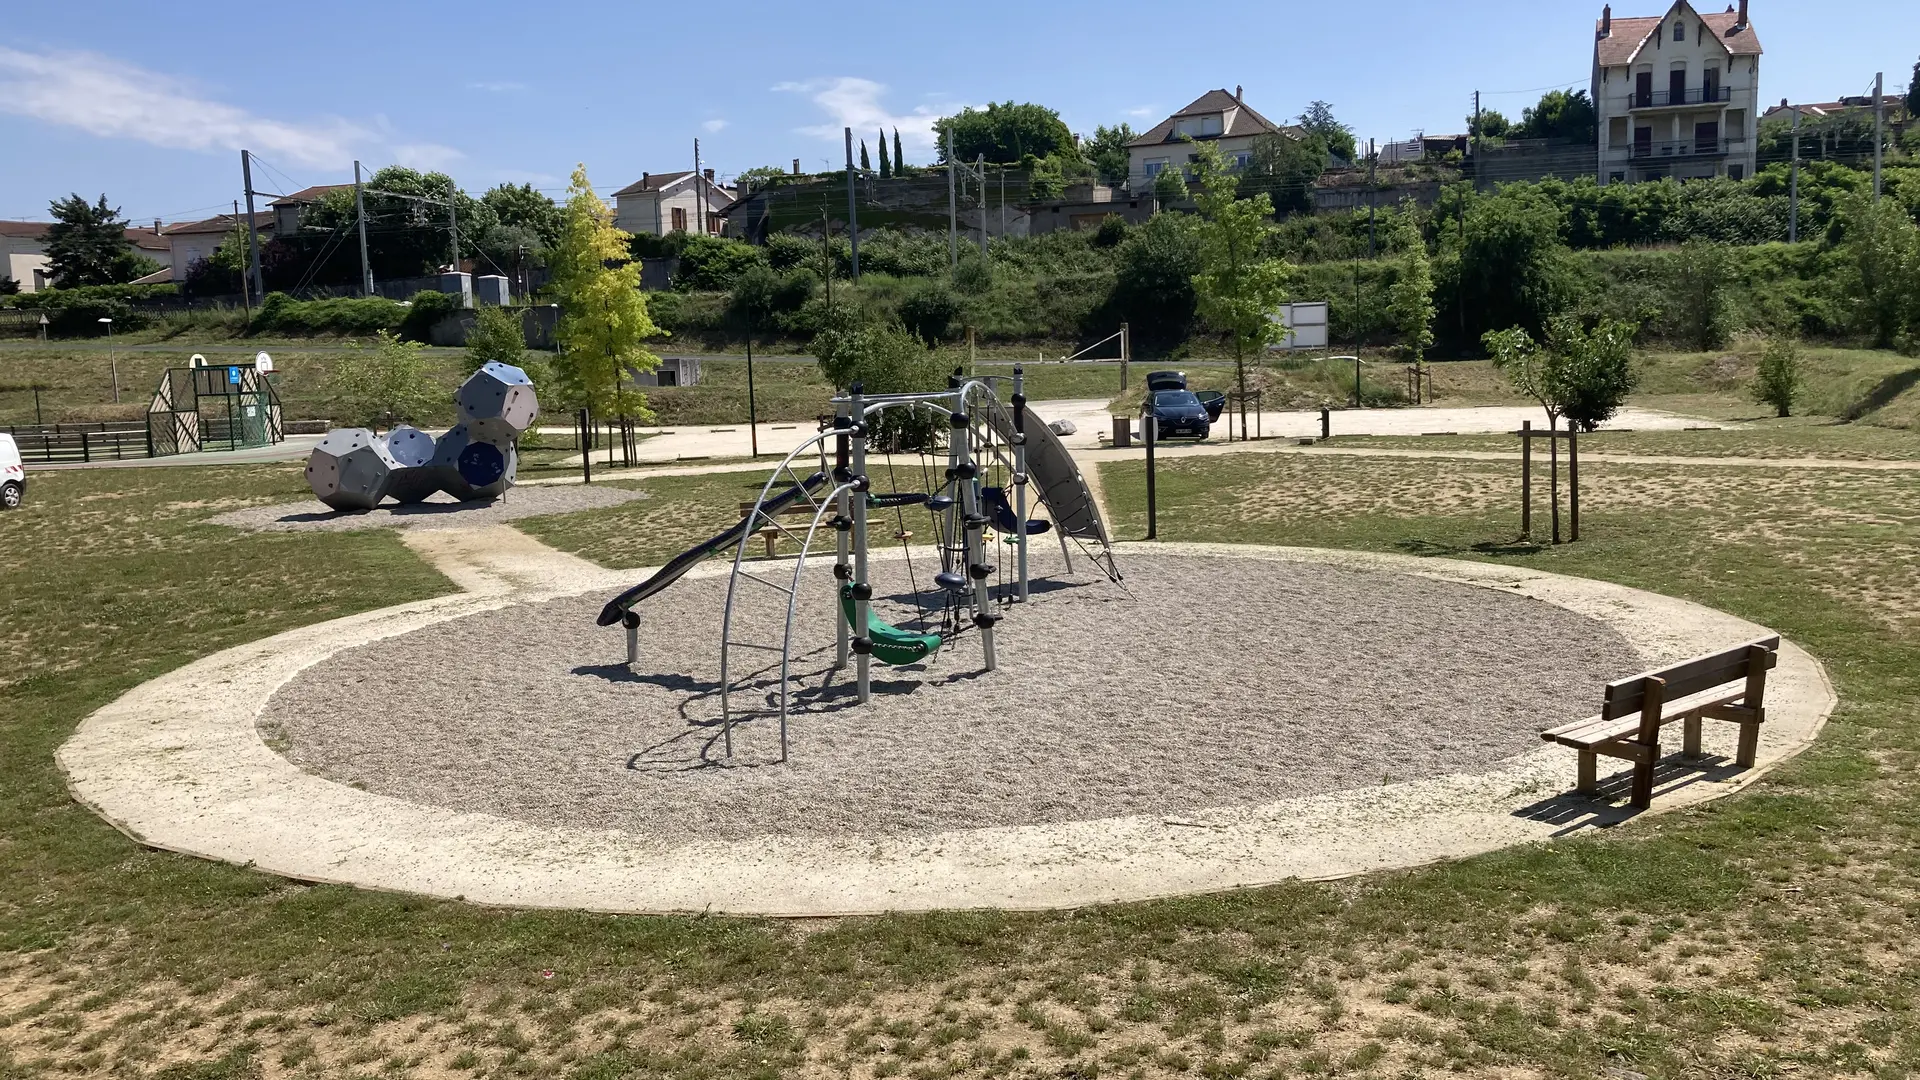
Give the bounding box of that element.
[1145,389,1212,440]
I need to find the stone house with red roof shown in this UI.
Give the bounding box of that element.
[1124,89,1304,186]
[1592,0,1763,184]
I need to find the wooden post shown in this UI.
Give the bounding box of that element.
[1631,675,1666,809]
[1520,420,1532,538]
[1549,416,1561,545]
[1568,428,1580,541]
[1738,644,1770,767]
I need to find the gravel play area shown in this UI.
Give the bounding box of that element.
[211,484,648,532]
[262,551,1644,842]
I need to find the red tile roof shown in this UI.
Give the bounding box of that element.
[269,183,353,206]
[1595,4,1761,67]
[1126,90,1299,148]
[166,212,274,236]
[0,221,52,240]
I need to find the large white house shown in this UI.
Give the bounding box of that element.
[1591,0,1763,185]
[612,170,735,237]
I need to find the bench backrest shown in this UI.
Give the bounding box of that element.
[1602,636,1780,721]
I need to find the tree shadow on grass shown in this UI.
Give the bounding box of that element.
[1395,537,1547,560]
[1844,365,1920,422]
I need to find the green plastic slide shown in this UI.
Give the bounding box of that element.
[839,585,941,666]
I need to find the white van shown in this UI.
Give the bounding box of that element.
[0,433,23,509]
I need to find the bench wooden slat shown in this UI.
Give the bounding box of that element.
[1602,637,1778,719]
[1543,689,1748,749]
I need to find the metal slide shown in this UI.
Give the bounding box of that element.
[980,403,1120,581]
[595,471,828,627]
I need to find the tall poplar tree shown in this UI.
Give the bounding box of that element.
[894,128,905,172]
[547,165,662,419]
[878,129,891,177]
[860,140,871,172]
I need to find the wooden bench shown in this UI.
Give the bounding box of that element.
[738,500,823,558]
[1542,636,1778,809]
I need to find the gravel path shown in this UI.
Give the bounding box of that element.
[262,552,1642,841]
[211,485,648,533]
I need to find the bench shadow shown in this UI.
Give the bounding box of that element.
[572,664,721,694]
[1514,753,1746,834]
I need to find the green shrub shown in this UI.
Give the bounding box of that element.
[952,254,994,295]
[250,292,407,336]
[673,235,766,291]
[1093,214,1129,248]
[726,265,814,332]
[1753,334,1802,416]
[1105,213,1201,347]
[896,280,963,342]
[397,291,462,342]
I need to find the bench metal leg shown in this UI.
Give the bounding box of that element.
[1683,714,1703,757]
[1577,752,1598,795]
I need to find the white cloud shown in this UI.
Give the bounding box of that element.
[468,80,527,93]
[0,45,462,171]
[392,143,466,170]
[702,118,728,133]
[1126,105,1159,119]
[772,77,962,149]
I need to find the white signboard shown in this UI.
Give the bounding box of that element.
[254,351,274,373]
[1267,301,1329,351]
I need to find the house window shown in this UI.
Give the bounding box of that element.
[1231,150,1252,170]
[670,206,687,232]
[1609,171,1626,184]
[1673,20,1684,40]
[1143,158,1169,178]
[1728,164,1745,180]
[707,213,721,234]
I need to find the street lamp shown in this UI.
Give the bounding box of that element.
[98,317,119,404]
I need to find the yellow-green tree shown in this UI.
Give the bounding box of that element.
[1388,207,1435,389]
[1189,142,1292,439]
[547,165,662,419]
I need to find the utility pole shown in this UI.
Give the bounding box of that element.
[946,129,959,269]
[1872,71,1884,198]
[844,127,861,279]
[976,154,988,258]
[240,150,263,301]
[233,199,251,320]
[693,138,706,235]
[354,160,372,297]
[446,197,459,274]
[1366,137,1377,258]
[1788,108,1801,242]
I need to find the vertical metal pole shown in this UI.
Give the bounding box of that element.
[1120,322,1129,391]
[579,407,592,484]
[833,405,851,669]
[845,128,861,279]
[746,338,759,457]
[625,613,639,667]
[1144,400,1157,541]
[946,130,959,269]
[354,161,373,296]
[1367,138,1377,258]
[106,323,118,403]
[1788,109,1800,242]
[1520,420,1531,538]
[447,198,459,275]
[967,326,976,376]
[1012,367,1030,601]
[1353,357,1362,408]
[849,388,872,701]
[953,404,994,671]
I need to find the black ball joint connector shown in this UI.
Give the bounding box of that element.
[852,636,874,655]
[849,583,873,601]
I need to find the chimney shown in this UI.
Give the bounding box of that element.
[792,158,801,174]
[153,218,162,234]
[641,171,650,189]
[1600,4,1611,37]
[1234,85,1243,102]
[703,168,715,183]
[1735,0,1747,28]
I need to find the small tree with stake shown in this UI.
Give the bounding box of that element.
[1485,317,1638,542]
[1189,142,1293,441]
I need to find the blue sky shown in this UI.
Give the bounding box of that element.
[2,0,1915,224]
